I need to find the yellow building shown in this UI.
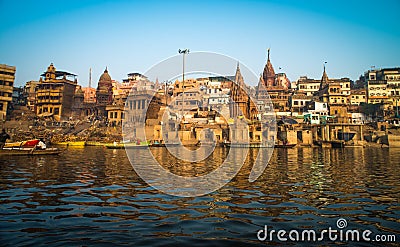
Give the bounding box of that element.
[0,64,16,121]
[296,76,321,96]
[35,63,78,121]
[349,89,367,106]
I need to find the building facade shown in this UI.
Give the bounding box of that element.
[24,80,39,111]
[35,63,78,121]
[0,64,16,121]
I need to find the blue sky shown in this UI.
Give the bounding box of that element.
[1,0,399,87]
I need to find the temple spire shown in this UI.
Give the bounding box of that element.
[262,48,275,88]
[234,62,244,86]
[320,62,329,88]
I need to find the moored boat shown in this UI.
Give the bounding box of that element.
[54,141,86,147]
[224,141,274,148]
[105,141,150,149]
[0,147,62,156]
[4,139,40,148]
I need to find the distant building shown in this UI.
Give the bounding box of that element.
[0,64,16,120]
[305,101,329,116]
[35,63,78,121]
[230,63,257,119]
[364,68,400,116]
[24,80,39,111]
[96,68,113,117]
[296,76,321,96]
[349,89,367,106]
[12,87,25,106]
[83,87,96,103]
[290,93,312,113]
[316,66,351,122]
[257,49,291,112]
[173,89,202,113]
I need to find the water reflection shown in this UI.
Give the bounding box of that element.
[0,147,399,246]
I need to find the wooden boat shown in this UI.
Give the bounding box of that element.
[4,139,40,148]
[224,142,274,148]
[0,147,62,156]
[85,141,104,146]
[105,141,150,149]
[54,141,86,147]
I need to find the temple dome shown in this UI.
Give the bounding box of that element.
[99,67,111,82]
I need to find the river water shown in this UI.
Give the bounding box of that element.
[0,147,399,246]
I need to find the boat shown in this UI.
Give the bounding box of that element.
[224,141,274,148]
[4,139,40,148]
[85,141,104,146]
[105,141,150,149]
[0,147,62,156]
[54,141,86,147]
[150,140,165,147]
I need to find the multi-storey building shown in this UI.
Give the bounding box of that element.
[382,68,400,115]
[83,87,96,103]
[0,64,16,121]
[12,87,25,106]
[361,67,400,117]
[24,80,39,111]
[296,76,321,96]
[289,93,312,113]
[317,66,351,121]
[173,89,202,113]
[349,89,367,106]
[35,63,78,121]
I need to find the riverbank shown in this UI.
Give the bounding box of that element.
[3,107,400,147]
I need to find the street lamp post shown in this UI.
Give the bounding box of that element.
[178,49,189,119]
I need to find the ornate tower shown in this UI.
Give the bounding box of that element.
[320,63,329,89]
[262,49,276,88]
[230,63,250,118]
[96,67,113,106]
